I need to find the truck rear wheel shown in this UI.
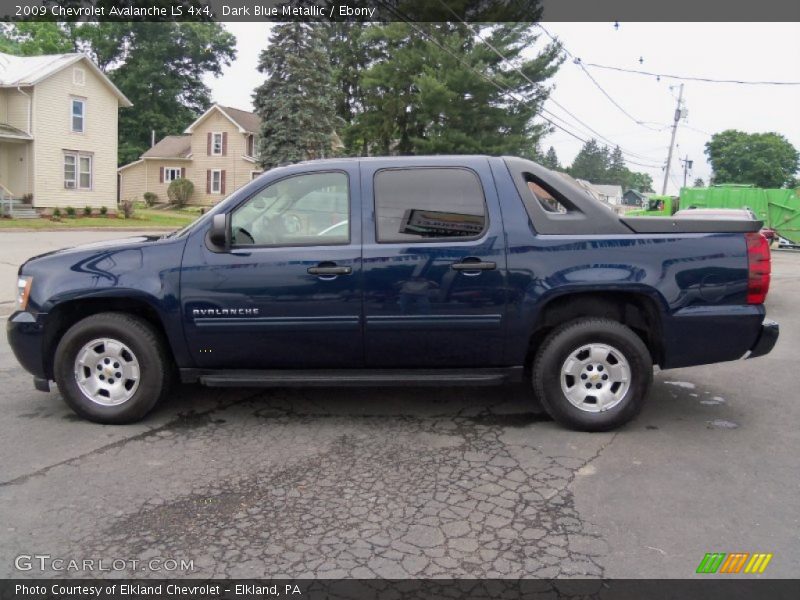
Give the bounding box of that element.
[532,318,652,431]
[54,313,171,424]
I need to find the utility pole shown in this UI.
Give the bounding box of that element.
[662,83,684,195]
[680,155,693,188]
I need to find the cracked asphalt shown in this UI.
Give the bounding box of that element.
[0,233,798,579]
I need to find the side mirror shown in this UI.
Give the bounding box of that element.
[208,213,228,249]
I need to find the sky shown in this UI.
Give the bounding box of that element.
[205,22,800,195]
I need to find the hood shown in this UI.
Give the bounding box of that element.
[23,235,164,265]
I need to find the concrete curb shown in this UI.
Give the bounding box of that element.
[0,227,177,233]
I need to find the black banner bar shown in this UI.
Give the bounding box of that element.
[2,579,800,600]
[1,0,799,23]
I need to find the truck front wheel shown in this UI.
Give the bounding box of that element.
[532,318,652,431]
[53,313,172,424]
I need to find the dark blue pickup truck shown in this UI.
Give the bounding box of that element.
[7,156,778,430]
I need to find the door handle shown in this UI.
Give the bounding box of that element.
[308,265,352,276]
[451,260,496,271]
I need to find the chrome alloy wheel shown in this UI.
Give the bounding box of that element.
[73,338,141,406]
[560,343,631,413]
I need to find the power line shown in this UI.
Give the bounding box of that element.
[431,2,663,166]
[583,62,800,86]
[536,24,668,132]
[375,2,665,171]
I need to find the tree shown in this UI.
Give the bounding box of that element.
[254,23,337,169]
[0,22,75,55]
[627,172,654,193]
[333,18,561,157]
[569,139,609,182]
[568,140,652,191]
[605,146,627,186]
[705,129,799,188]
[693,177,705,187]
[541,146,560,170]
[325,21,373,156]
[409,22,561,157]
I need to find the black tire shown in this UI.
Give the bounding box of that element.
[532,318,652,432]
[53,312,172,424]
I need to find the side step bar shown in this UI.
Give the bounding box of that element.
[182,367,524,387]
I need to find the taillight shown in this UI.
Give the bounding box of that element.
[745,232,771,304]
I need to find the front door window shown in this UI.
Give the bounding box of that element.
[231,172,349,246]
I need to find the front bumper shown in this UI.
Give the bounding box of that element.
[6,310,48,380]
[747,319,779,359]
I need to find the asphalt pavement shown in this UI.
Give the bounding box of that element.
[0,232,797,579]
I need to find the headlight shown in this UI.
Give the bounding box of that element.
[16,276,33,311]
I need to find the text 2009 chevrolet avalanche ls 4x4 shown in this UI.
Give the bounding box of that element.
[7,157,778,430]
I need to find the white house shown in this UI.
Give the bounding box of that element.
[0,51,132,211]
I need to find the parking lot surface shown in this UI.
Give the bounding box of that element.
[0,232,797,578]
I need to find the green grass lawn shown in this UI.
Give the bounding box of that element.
[0,206,202,230]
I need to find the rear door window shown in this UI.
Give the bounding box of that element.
[374,168,487,242]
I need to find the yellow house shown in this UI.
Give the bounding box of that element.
[0,51,132,212]
[118,104,262,206]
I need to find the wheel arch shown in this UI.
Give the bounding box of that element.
[42,294,174,380]
[524,290,665,372]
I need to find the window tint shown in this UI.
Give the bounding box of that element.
[527,180,568,214]
[231,172,349,246]
[519,173,575,219]
[374,168,486,242]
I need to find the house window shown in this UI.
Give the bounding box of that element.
[64,155,76,189]
[211,132,223,155]
[64,152,92,190]
[71,98,85,133]
[73,67,85,85]
[246,134,255,157]
[211,169,222,193]
[164,167,182,182]
[250,170,262,180]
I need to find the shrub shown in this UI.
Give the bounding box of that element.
[83,206,92,217]
[99,206,108,216]
[143,192,158,207]
[167,178,194,208]
[120,199,135,219]
[22,193,33,203]
[52,208,62,220]
[65,206,76,218]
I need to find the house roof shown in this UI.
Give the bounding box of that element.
[0,52,132,107]
[141,135,192,159]
[184,104,260,134]
[220,105,260,133]
[0,122,32,140]
[592,184,623,198]
[624,189,648,199]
